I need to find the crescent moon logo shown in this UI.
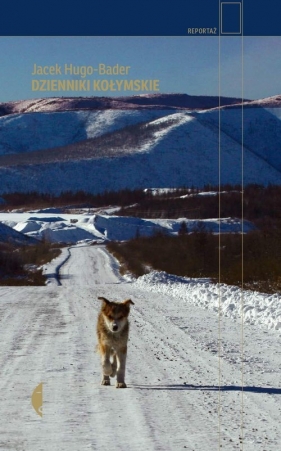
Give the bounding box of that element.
[31,382,43,417]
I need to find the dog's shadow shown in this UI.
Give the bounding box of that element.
[131,384,281,395]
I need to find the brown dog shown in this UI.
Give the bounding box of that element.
[97,296,134,388]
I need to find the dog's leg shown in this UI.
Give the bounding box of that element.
[100,344,112,385]
[116,346,127,388]
[110,353,117,378]
[101,375,110,385]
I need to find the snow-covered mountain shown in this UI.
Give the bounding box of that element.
[0,109,176,156]
[0,94,281,194]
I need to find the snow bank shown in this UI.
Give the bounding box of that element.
[0,211,256,244]
[92,214,254,241]
[0,213,101,244]
[92,215,162,240]
[133,271,281,331]
[14,220,42,233]
[33,221,99,243]
[0,221,39,245]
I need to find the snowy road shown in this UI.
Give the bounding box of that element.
[0,245,281,450]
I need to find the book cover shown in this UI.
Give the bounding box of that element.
[0,1,280,450]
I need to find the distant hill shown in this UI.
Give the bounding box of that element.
[0,93,280,194]
[0,93,247,116]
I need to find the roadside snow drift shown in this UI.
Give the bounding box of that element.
[133,271,281,331]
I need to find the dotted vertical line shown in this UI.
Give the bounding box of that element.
[240,2,245,449]
[218,2,222,449]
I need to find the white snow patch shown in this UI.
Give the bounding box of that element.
[0,212,255,244]
[0,213,101,244]
[133,271,281,331]
[91,214,254,241]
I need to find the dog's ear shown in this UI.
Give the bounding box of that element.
[122,299,134,306]
[98,296,111,305]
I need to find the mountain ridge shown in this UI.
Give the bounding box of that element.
[0,93,248,116]
[0,93,281,194]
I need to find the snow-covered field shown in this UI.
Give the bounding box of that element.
[0,245,280,450]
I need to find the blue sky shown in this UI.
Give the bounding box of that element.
[0,36,280,102]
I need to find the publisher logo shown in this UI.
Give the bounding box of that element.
[31,382,43,417]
